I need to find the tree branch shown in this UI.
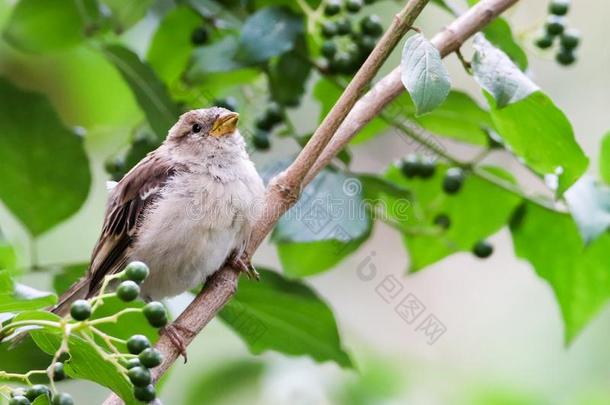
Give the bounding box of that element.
[247,0,431,252]
[303,0,519,186]
[102,0,519,403]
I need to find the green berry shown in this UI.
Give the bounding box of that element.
[52,362,65,381]
[139,348,163,368]
[328,53,348,74]
[70,299,91,321]
[321,41,337,58]
[346,0,363,13]
[265,103,283,125]
[125,358,142,369]
[252,131,271,150]
[442,168,464,194]
[9,396,30,405]
[10,389,26,398]
[433,214,451,230]
[549,0,570,16]
[556,48,576,65]
[124,261,149,283]
[134,384,156,402]
[191,27,209,45]
[143,302,168,328]
[357,35,377,54]
[336,18,352,35]
[214,97,238,112]
[117,280,140,302]
[473,240,493,258]
[255,115,274,131]
[418,158,436,179]
[321,21,338,38]
[127,334,151,355]
[399,155,420,178]
[25,385,50,401]
[128,366,152,387]
[324,0,341,16]
[52,393,74,405]
[535,34,554,49]
[560,29,580,49]
[545,15,565,36]
[361,15,383,37]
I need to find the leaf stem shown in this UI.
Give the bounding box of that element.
[88,308,142,326]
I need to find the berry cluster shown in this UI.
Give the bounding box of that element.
[252,103,284,151]
[319,0,384,75]
[534,0,580,66]
[6,262,166,404]
[69,262,166,402]
[398,157,494,259]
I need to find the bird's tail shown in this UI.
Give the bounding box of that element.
[50,277,90,316]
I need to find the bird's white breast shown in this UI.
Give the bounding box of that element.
[134,158,264,300]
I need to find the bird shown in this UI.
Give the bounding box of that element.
[50,107,265,358]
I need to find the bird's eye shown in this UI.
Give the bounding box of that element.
[192,123,202,133]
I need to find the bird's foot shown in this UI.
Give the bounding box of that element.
[160,324,194,363]
[227,253,260,281]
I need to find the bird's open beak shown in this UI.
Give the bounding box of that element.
[210,112,239,137]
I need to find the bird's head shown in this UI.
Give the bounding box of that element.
[166,107,246,162]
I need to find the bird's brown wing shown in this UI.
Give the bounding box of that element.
[86,150,187,294]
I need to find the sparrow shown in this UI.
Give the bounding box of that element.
[51,107,265,357]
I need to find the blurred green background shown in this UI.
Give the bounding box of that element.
[1,0,610,404]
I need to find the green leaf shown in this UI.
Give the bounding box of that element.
[472,34,538,108]
[0,270,57,313]
[267,36,311,106]
[31,396,51,405]
[29,316,138,404]
[0,230,16,271]
[102,44,180,141]
[384,164,521,271]
[52,263,88,295]
[236,7,304,63]
[599,131,610,184]
[185,360,264,405]
[0,337,51,375]
[565,176,610,243]
[405,91,494,145]
[431,0,455,13]
[146,5,202,85]
[313,78,388,144]
[511,203,610,342]
[100,0,153,33]
[0,78,91,236]
[219,269,352,367]
[187,35,249,77]
[487,91,588,194]
[3,0,97,53]
[480,18,528,70]
[400,33,451,115]
[465,0,528,69]
[90,297,158,346]
[272,170,371,277]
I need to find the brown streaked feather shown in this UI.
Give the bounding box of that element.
[86,150,188,295]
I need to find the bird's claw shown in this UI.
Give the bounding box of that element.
[161,324,193,363]
[228,254,260,281]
